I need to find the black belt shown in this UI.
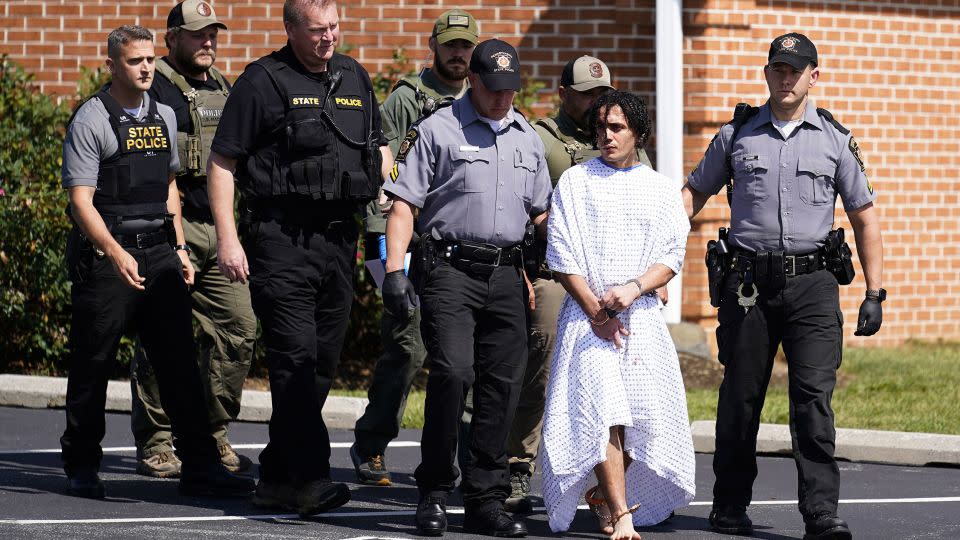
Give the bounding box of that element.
[114,229,169,249]
[435,240,523,272]
[733,249,823,277]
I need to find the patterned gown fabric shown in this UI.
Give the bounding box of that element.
[541,158,696,532]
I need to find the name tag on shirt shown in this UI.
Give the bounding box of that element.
[459,145,480,152]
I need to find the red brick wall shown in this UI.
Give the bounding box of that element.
[3,0,957,346]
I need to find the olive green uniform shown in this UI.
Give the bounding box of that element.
[131,59,257,460]
[507,109,651,472]
[354,69,468,459]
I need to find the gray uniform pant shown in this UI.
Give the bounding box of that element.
[130,218,257,456]
[506,277,565,473]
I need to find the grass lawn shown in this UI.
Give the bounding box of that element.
[334,341,960,434]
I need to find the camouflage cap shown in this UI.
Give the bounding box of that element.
[167,0,227,31]
[432,9,478,45]
[560,55,614,92]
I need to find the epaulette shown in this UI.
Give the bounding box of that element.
[816,107,850,135]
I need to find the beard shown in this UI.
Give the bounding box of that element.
[434,58,468,82]
[175,47,215,78]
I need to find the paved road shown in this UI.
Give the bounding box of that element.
[0,407,958,539]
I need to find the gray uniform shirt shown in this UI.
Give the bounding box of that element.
[62,93,179,188]
[384,93,552,247]
[688,101,875,253]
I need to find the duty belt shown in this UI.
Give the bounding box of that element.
[732,249,824,277]
[114,229,169,249]
[435,239,524,274]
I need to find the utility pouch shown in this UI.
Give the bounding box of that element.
[824,227,856,285]
[755,251,771,288]
[769,249,786,290]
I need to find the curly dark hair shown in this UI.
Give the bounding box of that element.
[589,90,652,149]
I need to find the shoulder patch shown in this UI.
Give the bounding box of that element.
[848,136,871,193]
[848,136,866,173]
[396,128,418,163]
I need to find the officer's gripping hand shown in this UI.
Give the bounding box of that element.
[855,297,882,336]
[382,269,418,315]
[217,238,249,284]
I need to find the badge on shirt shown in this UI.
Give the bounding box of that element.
[396,128,418,163]
[848,136,870,192]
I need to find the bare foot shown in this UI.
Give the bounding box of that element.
[609,515,641,540]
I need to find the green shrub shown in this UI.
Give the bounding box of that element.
[0,56,73,372]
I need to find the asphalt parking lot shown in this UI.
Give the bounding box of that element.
[1,406,958,539]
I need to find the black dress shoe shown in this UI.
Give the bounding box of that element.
[803,512,852,540]
[66,469,105,499]
[415,495,447,536]
[709,505,753,535]
[463,507,527,538]
[179,463,255,497]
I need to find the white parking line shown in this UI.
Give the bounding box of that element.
[2,498,958,526]
[0,441,420,456]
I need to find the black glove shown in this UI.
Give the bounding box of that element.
[854,297,882,336]
[382,269,418,315]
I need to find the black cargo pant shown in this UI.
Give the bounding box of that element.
[713,269,844,519]
[244,215,357,485]
[61,236,219,475]
[414,261,528,512]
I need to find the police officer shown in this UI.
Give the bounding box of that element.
[683,33,884,540]
[384,39,551,538]
[351,8,479,487]
[503,55,652,514]
[130,0,257,480]
[206,0,390,517]
[60,24,254,500]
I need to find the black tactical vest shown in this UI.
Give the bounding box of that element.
[243,50,379,202]
[93,90,172,218]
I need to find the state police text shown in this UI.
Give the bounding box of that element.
[126,126,169,151]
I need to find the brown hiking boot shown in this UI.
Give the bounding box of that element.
[218,443,253,473]
[136,450,182,479]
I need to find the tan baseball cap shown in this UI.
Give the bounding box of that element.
[432,9,478,45]
[560,55,614,92]
[167,0,227,31]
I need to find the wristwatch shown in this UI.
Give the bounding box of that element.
[865,288,886,302]
[173,244,191,253]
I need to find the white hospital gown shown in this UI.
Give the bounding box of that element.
[541,158,696,532]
